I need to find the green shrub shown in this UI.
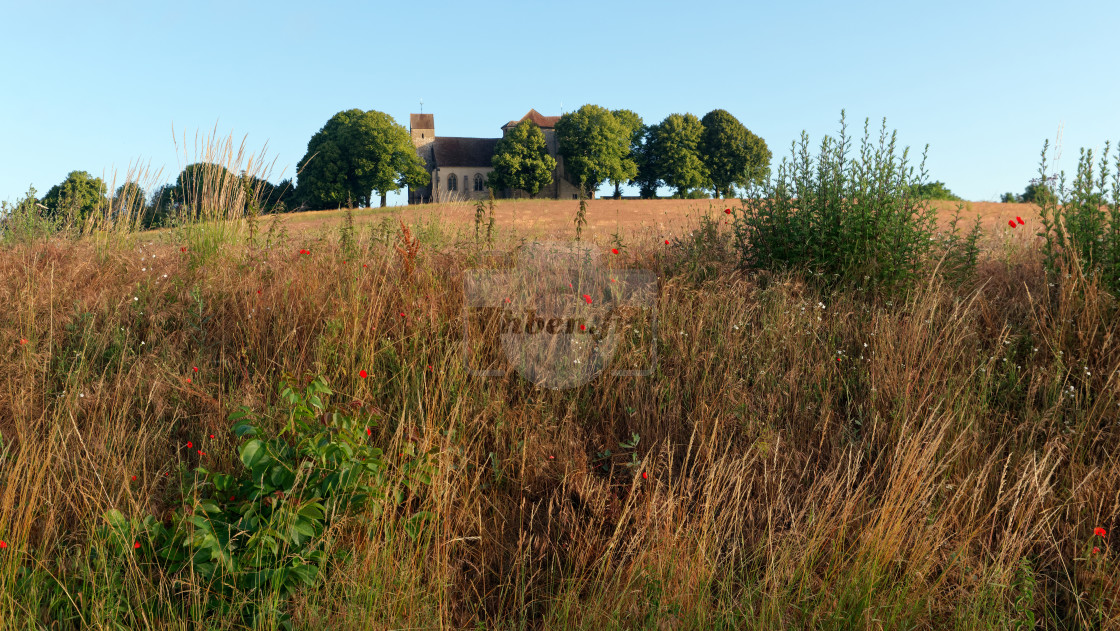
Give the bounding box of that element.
[98,376,433,627]
[0,186,60,244]
[733,111,942,293]
[1035,139,1120,292]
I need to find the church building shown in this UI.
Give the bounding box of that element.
[407,110,584,204]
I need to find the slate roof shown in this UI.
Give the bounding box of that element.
[432,137,498,168]
[502,109,561,131]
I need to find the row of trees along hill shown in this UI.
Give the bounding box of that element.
[489,106,773,199]
[25,106,978,227]
[22,108,781,221]
[292,106,774,204]
[30,167,298,230]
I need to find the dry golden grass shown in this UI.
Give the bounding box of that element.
[278,198,1045,244]
[0,211,1117,629]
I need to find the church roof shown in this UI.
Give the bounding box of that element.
[410,113,434,129]
[502,109,561,131]
[432,137,498,168]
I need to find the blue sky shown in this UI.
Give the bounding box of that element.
[2,0,1118,206]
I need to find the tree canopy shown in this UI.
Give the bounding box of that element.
[297,109,429,209]
[112,182,147,222]
[41,171,108,223]
[487,119,556,197]
[610,109,644,198]
[632,123,662,199]
[173,162,241,219]
[699,109,771,198]
[555,105,635,196]
[650,114,708,197]
[907,180,961,201]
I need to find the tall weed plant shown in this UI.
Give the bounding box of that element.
[734,111,953,293]
[1035,138,1120,293]
[0,187,60,245]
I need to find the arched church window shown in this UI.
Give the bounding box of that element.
[474,173,484,191]
[448,173,457,192]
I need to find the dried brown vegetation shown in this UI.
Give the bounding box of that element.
[0,208,1117,629]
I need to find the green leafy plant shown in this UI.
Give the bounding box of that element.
[935,203,984,286]
[593,432,642,474]
[734,111,940,294]
[0,186,60,245]
[338,208,357,259]
[1035,139,1120,293]
[98,376,432,627]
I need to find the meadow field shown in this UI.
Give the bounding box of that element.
[1,194,1118,630]
[275,198,1037,244]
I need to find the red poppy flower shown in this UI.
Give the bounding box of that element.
[548,455,555,460]
[642,471,648,479]
[1008,220,1016,228]
[366,427,372,436]
[197,450,204,456]
[0,541,7,549]
[1095,527,1108,537]
[1093,546,1101,554]
[180,247,187,252]
[133,541,141,549]
[399,312,406,318]
[192,366,198,373]
[611,248,619,254]
[427,365,433,371]
[664,239,670,245]
[256,289,261,294]
[582,294,592,304]
[1016,216,1025,225]
[164,472,169,476]
[362,264,367,268]
[131,475,137,481]
[580,324,586,331]
[209,434,214,439]
[725,208,731,214]
[186,441,193,448]
[186,378,192,384]
[359,370,368,379]
[230,496,236,501]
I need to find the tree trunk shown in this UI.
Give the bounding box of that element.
[613,183,621,199]
[380,193,387,207]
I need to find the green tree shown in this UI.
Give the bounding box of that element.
[699,109,771,198]
[487,119,556,197]
[41,170,108,223]
[297,109,428,209]
[651,113,708,198]
[110,182,147,227]
[1001,192,1022,203]
[610,109,644,198]
[1021,181,1054,204]
[907,180,961,201]
[173,162,240,219]
[633,124,662,199]
[271,178,299,212]
[555,104,635,197]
